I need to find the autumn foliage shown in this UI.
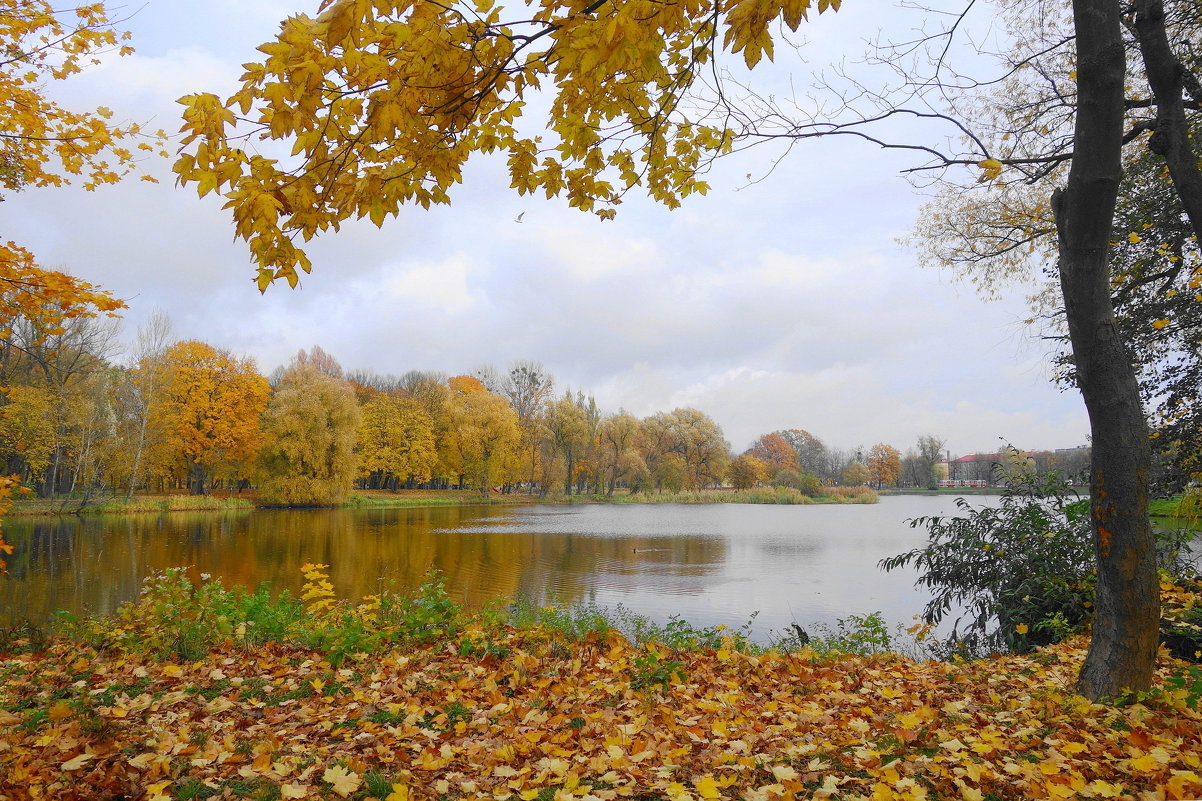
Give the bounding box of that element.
[1,1,166,335]
[173,0,846,288]
[2,567,1202,801]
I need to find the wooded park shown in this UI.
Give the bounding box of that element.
[4,0,1202,796]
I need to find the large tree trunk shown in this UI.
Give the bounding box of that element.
[1058,0,1159,700]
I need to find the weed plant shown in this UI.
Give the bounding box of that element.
[55,566,463,665]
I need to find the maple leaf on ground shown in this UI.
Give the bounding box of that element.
[323,764,362,797]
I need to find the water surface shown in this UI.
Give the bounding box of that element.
[1,495,986,638]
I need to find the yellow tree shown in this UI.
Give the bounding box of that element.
[841,461,870,486]
[727,453,766,490]
[543,394,593,496]
[357,393,438,489]
[667,408,730,490]
[866,443,901,489]
[257,360,361,505]
[0,385,55,483]
[596,412,645,495]
[445,376,520,494]
[152,341,270,494]
[1,1,163,332]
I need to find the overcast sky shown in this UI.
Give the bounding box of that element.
[5,0,1090,456]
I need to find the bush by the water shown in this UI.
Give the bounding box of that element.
[881,472,1198,657]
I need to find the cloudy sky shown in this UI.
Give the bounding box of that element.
[6,0,1090,456]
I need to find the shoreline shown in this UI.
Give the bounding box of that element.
[2,487,879,518]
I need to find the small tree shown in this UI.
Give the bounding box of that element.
[841,461,871,486]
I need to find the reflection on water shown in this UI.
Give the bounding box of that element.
[1,496,988,638]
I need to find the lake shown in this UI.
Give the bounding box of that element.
[0,495,988,639]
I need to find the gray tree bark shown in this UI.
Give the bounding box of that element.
[1058,0,1160,700]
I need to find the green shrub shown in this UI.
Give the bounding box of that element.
[804,611,893,656]
[56,567,463,664]
[880,473,1095,655]
[881,472,1193,656]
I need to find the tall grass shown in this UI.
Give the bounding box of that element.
[81,496,254,515]
[343,493,512,508]
[612,486,878,504]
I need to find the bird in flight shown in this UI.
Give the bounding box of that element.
[514,212,525,223]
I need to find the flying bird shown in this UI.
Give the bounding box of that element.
[514,212,525,223]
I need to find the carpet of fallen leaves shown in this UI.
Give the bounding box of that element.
[3,624,1202,801]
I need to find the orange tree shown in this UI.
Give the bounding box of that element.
[151,341,271,494]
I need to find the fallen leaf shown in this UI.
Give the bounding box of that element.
[323,764,362,797]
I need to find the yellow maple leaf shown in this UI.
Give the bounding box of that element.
[1015,623,1029,635]
[280,784,310,799]
[1127,232,1143,243]
[323,764,362,797]
[1153,318,1171,330]
[1128,753,1161,772]
[977,158,1003,181]
[770,764,799,782]
[386,784,411,801]
[62,753,95,771]
[694,775,722,800]
[161,664,184,678]
[146,781,172,801]
[48,702,74,720]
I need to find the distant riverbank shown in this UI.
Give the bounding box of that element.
[11,487,1200,519]
[3,485,878,517]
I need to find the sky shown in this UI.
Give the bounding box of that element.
[5,0,1091,456]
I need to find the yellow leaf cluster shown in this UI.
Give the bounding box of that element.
[174,0,843,286]
[1,0,164,197]
[1,242,126,342]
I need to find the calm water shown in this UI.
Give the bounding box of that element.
[1,495,987,638]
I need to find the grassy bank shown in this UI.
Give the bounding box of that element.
[344,489,534,509]
[879,488,1004,497]
[4,494,254,516]
[4,489,530,517]
[4,486,879,517]
[608,486,878,505]
[1149,495,1202,521]
[2,567,1201,801]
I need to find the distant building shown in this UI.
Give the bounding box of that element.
[948,453,1001,485]
[945,449,1066,487]
[1053,445,1092,484]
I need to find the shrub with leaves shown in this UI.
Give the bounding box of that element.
[882,472,1195,656]
[882,473,1098,655]
[56,566,463,664]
